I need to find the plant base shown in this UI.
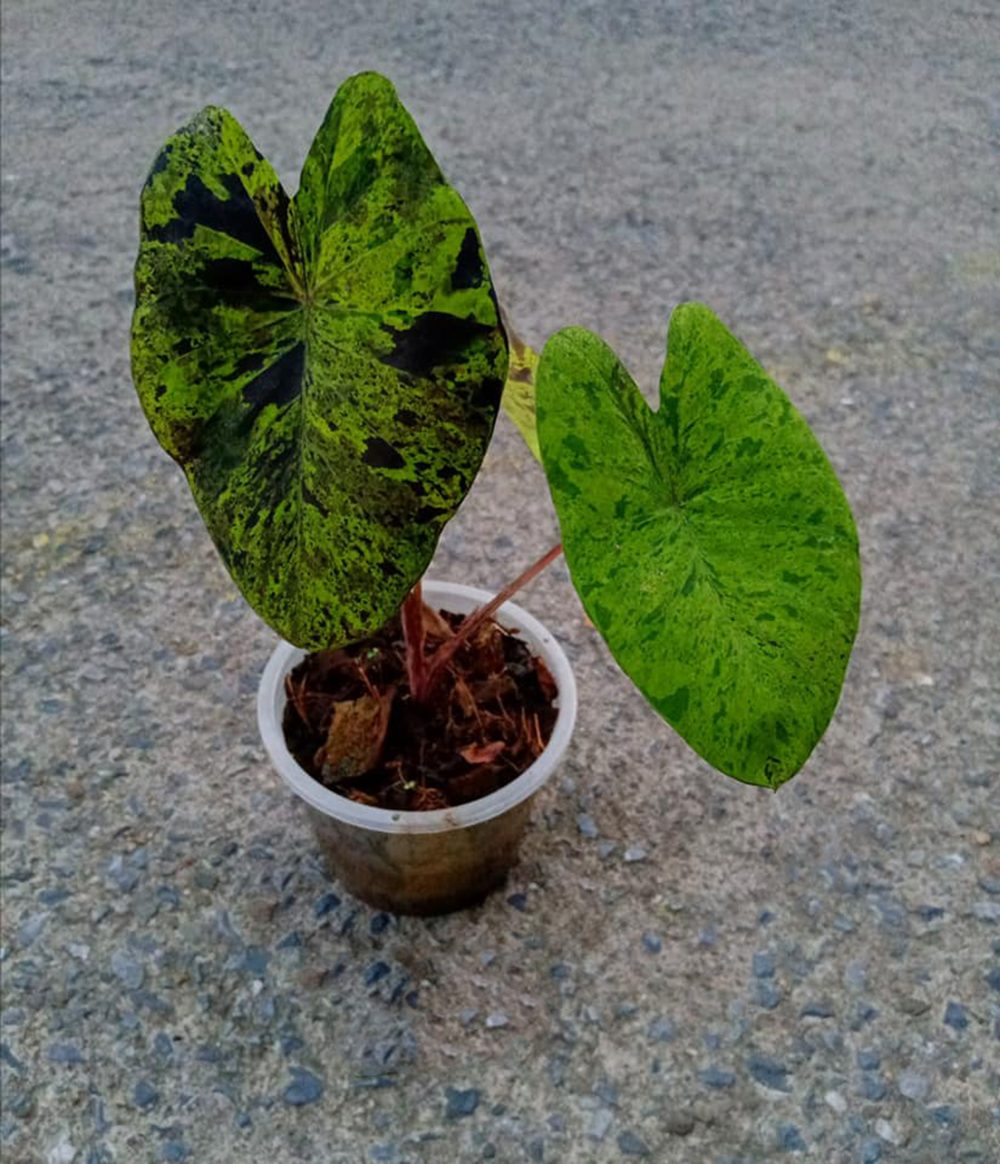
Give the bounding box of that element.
[308,797,534,915]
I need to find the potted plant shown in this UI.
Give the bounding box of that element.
[131,73,861,914]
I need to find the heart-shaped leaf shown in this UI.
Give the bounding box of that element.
[132,73,507,649]
[537,304,860,787]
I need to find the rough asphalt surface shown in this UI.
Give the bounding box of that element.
[2,2,998,1162]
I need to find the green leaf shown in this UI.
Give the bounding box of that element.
[536,303,861,788]
[131,73,507,649]
[500,330,540,460]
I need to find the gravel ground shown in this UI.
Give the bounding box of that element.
[2,2,998,1162]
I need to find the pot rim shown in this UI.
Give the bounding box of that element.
[257,580,577,835]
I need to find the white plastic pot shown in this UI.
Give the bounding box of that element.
[258,580,577,915]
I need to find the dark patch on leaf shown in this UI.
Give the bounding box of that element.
[148,173,280,263]
[224,350,267,381]
[451,227,484,289]
[145,145,172,187]
[661,686,690,720]
[362,438,406,470]
[301,482,329,516]
[199,257,291,311]
[380,312,495,379]
[395,408,419,427]
[471,375,504,410]
[242,343,305,410]
[415,504,450,523]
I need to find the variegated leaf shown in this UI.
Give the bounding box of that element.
[132,73,507,649]
[536,303,860,787]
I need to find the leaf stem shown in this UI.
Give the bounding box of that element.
[415,542,564,704]
[400,580,429,702]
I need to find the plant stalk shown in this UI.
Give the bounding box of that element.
[414,542,564,704]
[400,579,429,701]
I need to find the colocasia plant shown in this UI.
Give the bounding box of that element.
[132,72,860,791]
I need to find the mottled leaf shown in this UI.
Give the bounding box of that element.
[132,73,507,648]
[500,330,540,460]
[536,303,860,787]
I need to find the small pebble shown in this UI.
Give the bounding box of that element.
[699,1066,736,1089]
[586,1107,613,1141]
[756,982,782,1009]
[646,1017,676,1043]
[370,913,391,935]
[641,932,662,954]
[593,1078,618,1106]
[897,995,930,1017]
[930,1104,958,1127]
[617,1128,652,1154]
[506,893,528,912]
[623,845,648,863]
[824,1090,846,1114]
[747,1053,791,1092]
[856,1048,880,1070]
[874,1118,900,1145]
[241,947,269,976]
[800,1000,834,1019]
[106,856,139,893]
[943,1000,968,1030]
[898,1070,929,1101]
[777,1123,806,1152]
[858,1073,887,1102]
[283,1068,323,1106]
[48,1043,84,1065]
[752,951,776,978]
[577,813,599,839]
[459,1008,479,1026]
[160,1142,191,1162]
[485,1012,509,1029]
[314,892,340,918]
[17,912,48,946]
[133,1081,159,1110]
[365,961,391,986]
[110,949,145,990]
[597,841,617,860]
[860,1139,882,1164]
[444,1086,480,1119]
[663,1112,694,1136]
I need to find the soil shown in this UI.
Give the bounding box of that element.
[282,604,558,811]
